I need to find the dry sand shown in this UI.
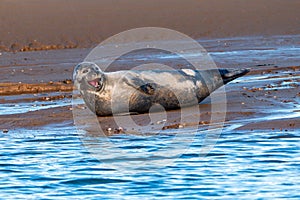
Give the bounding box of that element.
[0,0,299,51]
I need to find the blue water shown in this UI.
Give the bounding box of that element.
[0,125,299,199]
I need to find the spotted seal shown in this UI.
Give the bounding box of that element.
[73,62,249,116]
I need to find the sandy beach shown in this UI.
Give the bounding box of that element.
[0,0,299,133]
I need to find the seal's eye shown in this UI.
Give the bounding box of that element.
[82,69,89,74]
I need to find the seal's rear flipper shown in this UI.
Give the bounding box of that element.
[219,68,250,84]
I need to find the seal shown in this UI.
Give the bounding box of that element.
[73,62,249,116]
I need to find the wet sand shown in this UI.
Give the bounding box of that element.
[0,46,299,133]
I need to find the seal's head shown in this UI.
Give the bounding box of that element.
[73,62,105,91]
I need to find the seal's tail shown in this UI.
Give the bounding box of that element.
[218,68,250,84]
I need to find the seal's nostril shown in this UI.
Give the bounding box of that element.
[82,69,89,73]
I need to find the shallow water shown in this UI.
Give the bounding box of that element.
[1,35,300,199]
[0,99,72,115]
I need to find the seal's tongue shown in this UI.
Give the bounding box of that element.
[88,78,100,88]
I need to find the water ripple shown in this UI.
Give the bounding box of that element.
[0,126,299,199]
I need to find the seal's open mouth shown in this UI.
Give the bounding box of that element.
[88,78,101,88]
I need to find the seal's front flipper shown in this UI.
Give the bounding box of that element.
[124,75,156,95]
[138,83,156,95]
